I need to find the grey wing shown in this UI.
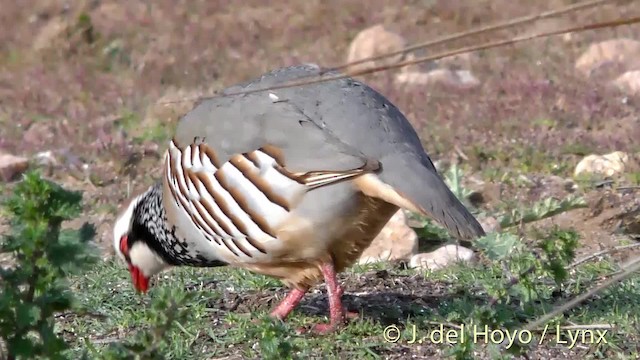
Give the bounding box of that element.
[218,65,484,240]
[217,64,432,164]
[174,89,377,174]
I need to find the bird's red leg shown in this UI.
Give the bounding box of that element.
[307,262,347,334]
[269,264,358,333]
[270,288,307,320]
[336,284,359,320]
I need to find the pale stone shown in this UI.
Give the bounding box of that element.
[574,151,629,178]
[346,24,408,73]
[395,68,480,89]
[358,210,418,264]
[575,38,640,76]
[409,245,475,270]
[34,150,57,167]
[612,70,640,96]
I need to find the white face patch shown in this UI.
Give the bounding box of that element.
[112,189,170,279]
[129,241,169,277]
[112,194,144,263]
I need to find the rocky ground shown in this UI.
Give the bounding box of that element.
[1,0,640,359]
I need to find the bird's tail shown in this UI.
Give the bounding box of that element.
[354,153,485,240]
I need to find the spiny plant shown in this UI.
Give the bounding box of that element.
[407,165,591,358]
[443,163,475,205]
[0,171,192,360]
[0,171,98,359]
[439,227,581,359]
[499,195,588,229]
[83,288,197,360]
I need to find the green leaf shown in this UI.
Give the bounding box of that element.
[443,163,474,205]
[499,194,587,228]
[8,336,36,358]
[475,233,520,261]
[16,303,41,328]
[0,171,92,359]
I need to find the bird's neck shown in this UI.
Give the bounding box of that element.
[131,182,181,266]
[133,183,230,268]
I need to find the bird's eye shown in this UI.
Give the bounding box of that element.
[119,235,129,257]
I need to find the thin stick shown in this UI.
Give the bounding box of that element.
[543,324,614,331]
[328,0,616,72]
[570,243,640,268]
[520,255,640,333]
[617,186,640,191]
[200,16,640,99]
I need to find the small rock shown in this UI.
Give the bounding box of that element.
[409,245,475,270]
[575,38,640,76]
[479,216,501,234]
[33,150,58,176]
[541,174,579,196]
[395,68,480,89]
[612,70,640,96]
[0,151,29,182]
[574,151,629,178]
[546,175,578,193]
[359,210,418,264]
[346,24,408,73]
[34,150,58,167]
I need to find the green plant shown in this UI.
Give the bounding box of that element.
[251,316,296,360]
[443,163,475,205]
[441,227,582,358]
[498,195,587,228]
[0,172,193,360]
[84,288,196,360]
[0,171,98,359]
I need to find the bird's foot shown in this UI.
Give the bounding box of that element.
[261,262,358,335]
[296,262,354,335]
[295,308,358,335]
[269,287,307,320]
[301,322,339,335]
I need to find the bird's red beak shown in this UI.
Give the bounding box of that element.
[129,264,149,293]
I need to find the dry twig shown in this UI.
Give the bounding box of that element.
[570,243,640,269]
[520,255,640,334]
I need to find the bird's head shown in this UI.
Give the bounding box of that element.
[113,189,169,293]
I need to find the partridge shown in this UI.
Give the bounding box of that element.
[113,64,485,333]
